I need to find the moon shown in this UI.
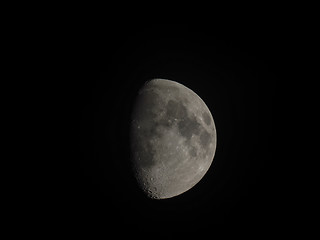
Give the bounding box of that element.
[130,79,217,199]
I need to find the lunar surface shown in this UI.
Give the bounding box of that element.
[130,79,217,199]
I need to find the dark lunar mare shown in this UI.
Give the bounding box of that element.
[131,94,212,170]
[166,100,202,142]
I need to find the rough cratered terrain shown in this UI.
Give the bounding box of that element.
[130,79,217,199]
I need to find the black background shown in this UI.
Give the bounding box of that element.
[57,22,278,236]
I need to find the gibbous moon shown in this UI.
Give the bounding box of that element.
[130,79,217,199]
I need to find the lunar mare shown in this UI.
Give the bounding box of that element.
[130,79,217,199]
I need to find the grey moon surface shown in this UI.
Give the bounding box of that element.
[130,79,217,199]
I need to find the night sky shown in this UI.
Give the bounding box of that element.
[56,22,278,236]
